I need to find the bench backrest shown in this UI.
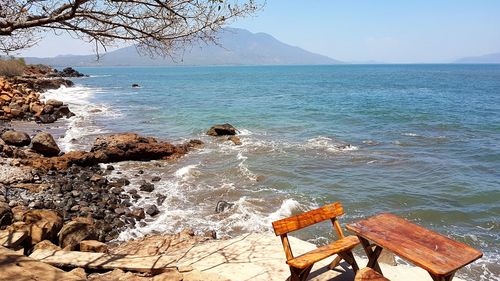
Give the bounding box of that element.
[272,202,345,236]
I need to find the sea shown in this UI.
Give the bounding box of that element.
[41,64,499,280]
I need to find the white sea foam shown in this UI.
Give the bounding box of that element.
[304,136,359,153]
[237,128,253,136]
[41,85,118,151]
[174,164,198,179]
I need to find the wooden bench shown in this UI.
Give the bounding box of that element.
[272,202,360,281]
[355,267,391,281]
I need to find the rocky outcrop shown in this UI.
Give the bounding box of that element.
[31,132,61,157]
[1,130,30,146]
[0,78,74,122]
[21,209,64,245]
[58,220,97,250]
[22,133,202,171]
[207,123,238,136]
[8,76,74,92]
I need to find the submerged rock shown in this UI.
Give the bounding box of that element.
[207,123,238,136]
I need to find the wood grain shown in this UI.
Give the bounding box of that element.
[346,213,483,277]
[287,235,359,269]
[272,202,344,236]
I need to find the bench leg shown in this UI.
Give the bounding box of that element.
[338,251,359,274]
[289,265,314,281]
[358,235,383,275]
[328,255,343,270]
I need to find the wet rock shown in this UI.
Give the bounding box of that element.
[129,208,145,220]
[1,130,31,146]
[36,114,56,124]
[45,99,64,107]
[59,67,86,78]
[215,200,234,213]
[139,181,154,192]
[145,205,159,216]
[151,176,161,182]
[207,123,238,136]
[106,165,114,171]
[31,132,60,157]
[58,220,97,250]
[131,83,140,88]
[156,194,166,205]
[228,135,242,145]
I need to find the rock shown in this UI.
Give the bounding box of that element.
[36,114,56,124]
[80,240,108,253]
[32,240,62,251]
[91,133,178,162]
[0,201,13,227]
[151,176,161,182]
[207,123,238,136]
[46,99,64,107]
[228,135,242,145]
[153,270,183,281]
[60,67,86,78]
[215,200,234,213]
[1,130,31,146]
[131,84,140,88]
[69,268,87,279]
[31,132,60,157]
[145,205,159,216]
[58,220,97,250]
[129,208,145,220]
[139,182,154,192]
[23,209,64,244]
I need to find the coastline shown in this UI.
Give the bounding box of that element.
[1,65,497,280]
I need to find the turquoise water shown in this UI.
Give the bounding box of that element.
[53,65,499,280]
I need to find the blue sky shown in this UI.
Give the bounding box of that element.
[19,0,500,63]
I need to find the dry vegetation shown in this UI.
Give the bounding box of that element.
[0,57,25,77]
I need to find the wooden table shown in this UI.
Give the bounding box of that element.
[346,213,483,281]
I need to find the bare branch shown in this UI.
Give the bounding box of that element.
[0,0,260,56]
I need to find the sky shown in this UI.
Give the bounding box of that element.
[17,0,500,63]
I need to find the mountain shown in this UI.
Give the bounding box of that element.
[454,52,500,64]
[25,28,341,66]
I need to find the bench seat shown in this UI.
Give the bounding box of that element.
[355,267,391,281]
[287,235,360,269]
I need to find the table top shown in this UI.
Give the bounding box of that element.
[346,213,483,276]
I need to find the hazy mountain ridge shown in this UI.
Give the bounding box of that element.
[454,52,500,64]
[25,28,341,67]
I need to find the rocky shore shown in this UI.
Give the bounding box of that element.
[0,65,81,123]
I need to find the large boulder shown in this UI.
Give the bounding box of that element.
[207,123,238,136]
[31,132,60,157]
[22,209,63,244]
[58,221,97,250]
[91,133,177,162]
[1,130,31,146]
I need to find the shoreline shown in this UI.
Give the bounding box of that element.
[1,66,495,280]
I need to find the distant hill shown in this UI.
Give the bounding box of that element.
[25,28,341,67]
[454,52,500,64]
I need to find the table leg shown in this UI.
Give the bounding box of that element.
[357,235,383,274]
[429,271,455,281]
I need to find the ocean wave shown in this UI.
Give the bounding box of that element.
[303,136,359,152]
[41,85,119,151]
